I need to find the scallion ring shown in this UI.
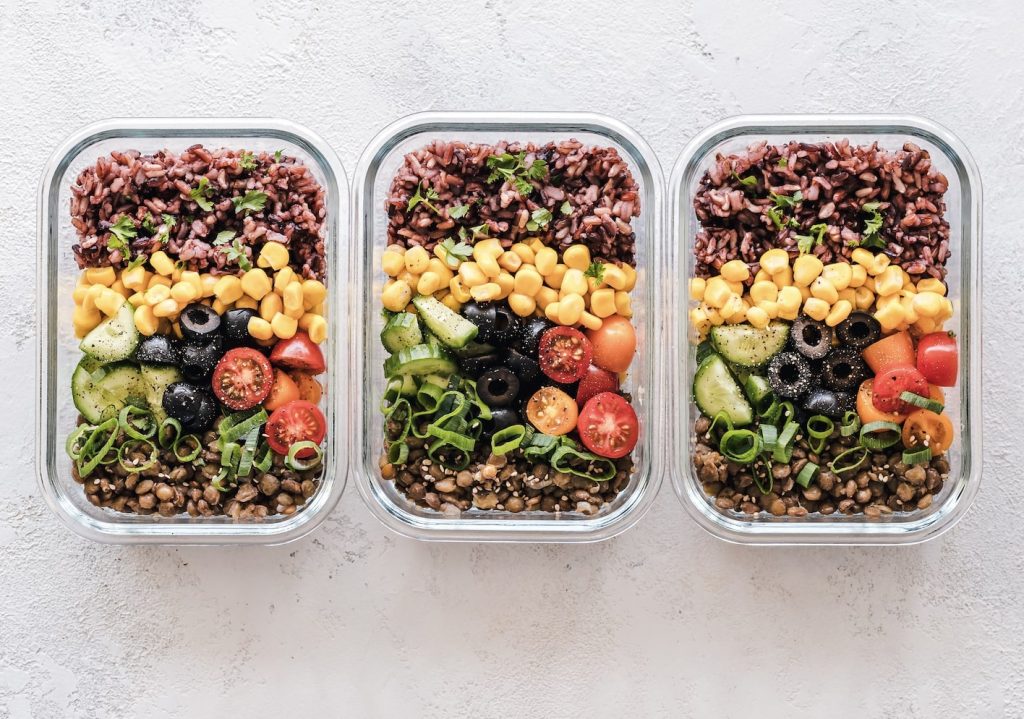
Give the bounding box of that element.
[117,439,158,474]
[751,458,774,496]
[903,447,933,465]
[859,420,903,451]
[118,405,156,440]
[76,418,119,478]
[173,434,203,463]
[285,441,323,471]
[719,429,761,464]
[900,391,944,414]
[840,411,862,437]
[387,441,409,465]
[236,427,260,477]
[65,424,92,461]
[828,446,869,475]
[491,424,531,456]
[158,417,182,449]
[759,424,779,454]
[795,461,819,489]
[772,421,799,463]
[253,442,274,473]
[218,408,268,448]
[806,415,834,454]
[707,410,734,438]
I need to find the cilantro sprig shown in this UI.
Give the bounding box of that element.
[106,215,138,262]
[584,261,605,284]
[857,201,886,249]
[439,238,473,269]
[560,200,572,216]
[526,208,553,232]
[765,190,803,230]
[732,171,758,188]
[457,223,490,243]
[213,231,252,271]
[794,223,829,255]
[407,182,440,214]
[239,151,257,171]
[448,203,471,220]
[189,176,215,211]
[485,151,547,196]
[232,190,267,216]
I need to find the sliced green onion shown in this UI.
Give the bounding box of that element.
[829,446,869,475]
[903,447,932,465]
[759,424,779,453]
[550,445,616,482]
[65,424,92,461]
[76,418,119,478]
[491,425,532,455]
[795,461,819,488]
[523,432,560,461]
[859,420,902,450]
[117,439,158,473]
[253,442,274,473]
[218,409,268,448]
[381,376,404,412]
[772,421,799,463]
[415,381,445,412]
[779,401,796,425]
[426,424,475,452]
[900,391,943,413]
[426,439,470,471]
[384,398,412,443]
[760,399,782,424]
[387,441,409,464]
[236,427,260,477]
[174,434,203,462]
[211,467,234,493]
[806,415,834,454]
[220,441,240,468]
[719,429,761,464]
[840,411,861,437]
[462,378,492,421]
[118,405,156,440]
[751,458,773,495]
[285,441,323,471]
[158,417,182,449]
[707,410,734,437]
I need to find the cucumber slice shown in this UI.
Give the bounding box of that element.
[383,343,457,377]
[693,353,753,426]
[72,361,146,423]
[710,321,790,368]
[140,364,183,422]
[71,357,110,424]
[743,375,773,413]
[410,295,478,349]
[79,303,141,362]
[399,374,418,397]
[381,312,422,354]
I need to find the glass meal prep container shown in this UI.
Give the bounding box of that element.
[352,111,665,542]
[669,114,982,545]
[36,118,348,545]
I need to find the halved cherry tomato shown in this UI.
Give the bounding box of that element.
[902,409,954,454]
[576,365,619,407]
[211,348,274,410]
[857,379,908,425]
[916,331,958,387]
[585,316,636,373]
[578,392,638,459]
[264,369,300,411]
[292,372,323,404]
[862,330,916,374]
[872,366,929,414]
[525,387,578,436]
[265,400,326,457]
[538,327,592,383]
[269,331,326,374]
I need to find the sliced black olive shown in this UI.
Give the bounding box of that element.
[790,316,833,359]
[477,367,520,408]
[162,382,204,426]
[461,302,498,343]
[134,334,181,365]
[222,308,257,346]
[514,317,554,357]
[180,336,224,381]
[767,351,813,399]
[186,389,218,433]
[488,305,521,347]
[488,407,520,433]
[504,348,539,382]
[803,387,842,418]
[458,352,502,378]
[823,347,869,392]
[836,311,881,349]
[835,390,856,415]
[179,303,221,342]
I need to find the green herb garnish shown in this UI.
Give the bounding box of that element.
[189,177,215,211]
[769,190,803,209]
[239,151,257,171]
[794,223,829,255]
[732,172,758,188]
[457,223,490,242]
[124,255,148,271]
[407,182,441,214]
[526,208,553,232]
[777,157,788,168]
[107,215,138,262]
[214,231,252,270]
[448,203,471,220]
[231,190,268,216]
[485,151,547,196]
[765,190,803,231]
[273,149,283,163]
[560,200,572,215]
[856,201,886,249]
[439,237,473,268]
[161,213,176,228]
[141,212,157,234]
[584,261,605,284]
[213,231,237,245]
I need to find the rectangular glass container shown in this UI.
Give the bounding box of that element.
[352,112,665,542]
[36,118,349,545]
[669,114,982,545]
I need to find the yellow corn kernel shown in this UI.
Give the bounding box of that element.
[73,305,102,338]
[899,292,919,324]
[876,294,900,311]
[563,245,591,272]
[417,271,442,296]
[810,276,839,304]
[381,280,412,312]
[514,267,543,296]
[590,288,616,318]
[82,283,105,312]
[771,265,794,290]
[535,247,558,276]
[719,295,743,321]
[536,286,559,311]
[508,293,536,317]
[470,282,502,302]
[211,275,241,304]
[149,251,174,276]
[825,300,853,327]
[803,297,830,322]
[510,242,535,265]
[689,306,710,333]
[849,264,867,288]
[615,291,632,318]
[753,269,772,285]
[474,238,503,259]
[822,263,853,291]
[270,312,298,339]
[793,255,824,286]
[426,260,454,286]
[749,281,778,304]
[874,301,906,331]
[725,298,749,325]
[84,267,116,286]
[902,270,914,289]
[851,248,875,268]
[441,294,462,313]
[558,294,585,326]
[838,288,857,306]
[236,296,258,310]
[145,284,171,305]
[199,274,218,298]
[854,286,874,310]
[940,298,954,320]
[72,282,90,304]
[132,305,158,336]
[128,291,145,307]
[777,286,802,315]
[868,253,891,276]
[916,278,947,296]
[146,273,170,290]
[720,259,750,283]
[170,281,200,305]
[272,267,295,294]
[180,271,203,298]
[153,298,179,318]
[303,314,327,344]
[396,271,419,288]
[529,238,546,253]
[799,285,812,301]
[257,241,290,271]
[546,264,568,290]
[477,252,501,279]
[171,266,183,283]
[301,280,327,310]
[458,262,487,288]
[760,249,790,275]
[703,277,732,308]
[757,300,779,319]
[404,246,430,274]
[283,282,304,319]
[497,251,523,273]
[544,301,561,323]
[701,303,723,326]
[121,265,148,291]
[247,316,274,341]
[726,280,744,296]
[113,281,130,300]
[862,276,875,293]
[914,317,938,335]
[212,299,229,315]
[575,310,600,332]
[746,305,770,329]
[92,289,124,318]
[621,264,637,292]
[689,277,706,302]
[171,321,184,340]
[875,266,903,296]
[603,264,627,291]
[560,268,588,298]
[449,277,472,303]
[495,272,515,299]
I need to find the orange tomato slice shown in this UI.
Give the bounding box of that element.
[902,409,954,455]
[857,379,908,425]
[863,331,916,374]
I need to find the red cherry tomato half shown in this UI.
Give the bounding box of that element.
[269,331,326,374]
[211,348,274,411]
[538,327,592,383]
[871,366,930,414]
[577,392,639,459]
[916,332,958,387]
[265,400,326,458]
[576,365,619,408]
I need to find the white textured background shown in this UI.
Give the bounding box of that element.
[1,1,1018,717]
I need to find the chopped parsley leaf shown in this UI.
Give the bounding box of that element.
[448,203,471,220]
[526,208,553,232]
[189,177,215,211]
[239,151,257,171]
[560,200,572,216]
[439,237,473,268]
[857,201,887,249]
[732,172,758,188]
[231,190,268,216]
[485,151,547,196]
[794,223,829,255]
[584,261,606,283]
[407,182,441,214]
